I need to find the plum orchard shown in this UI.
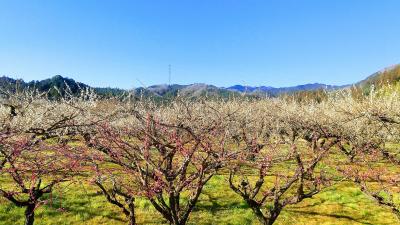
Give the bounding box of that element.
[334,91,400,219]
[0,90,97,225]
[83,99,236,225]
[225,100,343,225]
[0,89,399,225]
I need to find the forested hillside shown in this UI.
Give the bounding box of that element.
[1,64,400,101]
[357,64,400,93]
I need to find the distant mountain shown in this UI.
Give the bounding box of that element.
[1,65,399,100]
[28,75,91,97]
[227,83,345,96]
[226,85,275,93]
[0,77,25,92]
[0,75,353,99]
[147,83,240,99]
[356,64,400,92]
[0,75,126,98]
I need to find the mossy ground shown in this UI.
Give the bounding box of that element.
[0,175,398,225]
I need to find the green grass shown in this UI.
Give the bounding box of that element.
[0,175,398,225]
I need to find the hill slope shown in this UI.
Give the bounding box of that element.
[357,64,400,91]
[227,83,345,95]
[1,64,399,99]
[0,75,126,98]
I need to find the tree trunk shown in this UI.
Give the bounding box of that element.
[249,203,280,225]
[251,206,269,225]
[256,215,278,225]
[128,212,135,225]
[266,210,280,225]
[24,204,35,225]
[126,198,136,225]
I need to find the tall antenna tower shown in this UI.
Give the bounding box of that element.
[168,64,171,86]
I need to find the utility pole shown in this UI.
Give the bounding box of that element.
[168,64,171,86]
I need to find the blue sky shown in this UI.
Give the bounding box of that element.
[1,0,399,89]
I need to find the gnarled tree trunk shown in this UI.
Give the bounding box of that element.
[24,203,36,225]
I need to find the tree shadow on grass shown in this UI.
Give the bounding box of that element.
[45,206,126,223]
[287,199,327,209]
[285,209,374,225]
[194,191,249,213]
[39,195,126,223]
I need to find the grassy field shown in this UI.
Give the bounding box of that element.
[0,175,398,225]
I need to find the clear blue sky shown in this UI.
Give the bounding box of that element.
[1,0,399,89]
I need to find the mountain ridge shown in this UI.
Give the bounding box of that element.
[1,64,399,99]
